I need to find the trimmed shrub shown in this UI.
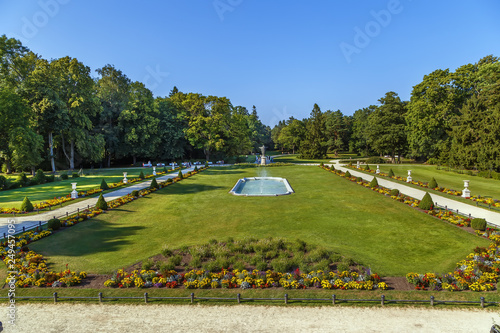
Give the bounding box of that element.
[163,167,168,173]
[364,164,370,171]
[345,171,351,178]
[428,177,438,189]
[390,189,400,196]
[100,179,109,190]
[131,190,139,197]
[471,218,487,231]
[178,170,183,179]
[418,192,434,210]
[95,193,108,210]
[320,162,324,167]
[16,173,29,187]
[21,196,34,212]
[369,177,378,188]
[47,218,61,230]
[205,161,209,168]
[33,169,46,184]
[72,173,79,178]
[194,166,198,172]
[388,169,394,177]
[139,171,145,179]
[46,174,55,183]
[61,174,69,180]
[355,176,362,182]
[166,178,173,183]
[150,177,159,189]
[0,175,7,190]
[366,156,385,164]
[330,165,335,171]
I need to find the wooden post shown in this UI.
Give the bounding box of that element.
[430,296,434,306]
[284,294,288,304]
[98,292,103,303]
[237,293,241,304]
[190,293,194,304]
[481,297,485,308]
[381,295,385,306]
[53,292,58,304]
[332,294,336,305]
[144,292,148,304]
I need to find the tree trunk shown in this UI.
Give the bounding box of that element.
[391,149,396,164]
[107,154,111,168]
[132,156,136,165]
[31,166,36,176]
[61,132,71,170]
[4,159,12,174]
[48,132,56,173]
[70,140,75,170]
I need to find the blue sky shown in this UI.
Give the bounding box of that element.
[1,0,499,126]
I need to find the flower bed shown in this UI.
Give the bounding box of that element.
[104,268,387,290]
[346,164,500,208]
[321,165,500,291]
[0,167,208,288]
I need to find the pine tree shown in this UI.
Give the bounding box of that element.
[21,196,34,212]
[418,192,434,210]
[100,179,109,190]
[178,170,183,179]
[429,177,438,189]
[95,193,108,210]
[369,177,378,188]
[150,177,159,189]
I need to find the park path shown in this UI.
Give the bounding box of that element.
[0,167,198,235]
[329,161,500,227]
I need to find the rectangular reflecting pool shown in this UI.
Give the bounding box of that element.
[229,177,294,196]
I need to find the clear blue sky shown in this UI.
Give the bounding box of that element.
[1,0,499,126]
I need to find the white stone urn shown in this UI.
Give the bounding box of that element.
[123,172,128,184]
[407,170,412,183]
[153,166,156,176]
[71,182,78,199]
[356,161,360,168]
[376,165,380,174]
[462,180,471,198]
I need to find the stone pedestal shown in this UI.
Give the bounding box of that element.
[356,161,360,168]
[407,170,412,183]
[462,180,471,198]
[123,172,128,184]
[376,165,380,174]
[261,155,267,165]
[153,166,156,176]
[71,183,78,199]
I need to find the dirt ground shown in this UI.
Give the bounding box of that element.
[1,304,499,333]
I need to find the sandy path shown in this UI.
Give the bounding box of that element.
[1,304,499,333]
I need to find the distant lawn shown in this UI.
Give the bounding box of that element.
[368,164,500,201]
[0,167,164,209]
[29,166,488,276]
[273,154,331,164]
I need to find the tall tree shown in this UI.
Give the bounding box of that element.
[300,104,327,159]
[350,106,376,155]
[324,110,346,157]
[154,97,186,160]
[277,118,305,154]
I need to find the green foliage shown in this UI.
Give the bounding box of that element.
[418,192,434,210]
[161,245,173,257]
[16,172,29,187]
[142,259,154,271]
[390,189,400,196]
[388,169,394,177]
[369,177,378,188]
[100,178,109,190]
[330,165,335,171]
[60,174,69,180]
[139,171,145,179]
[364,164,370,171]
[131,190,139,197]
[471,218,487,231]
[0,175,7,190]
[150,177,159,189]
[178,170,183,179]
[429,177,438,189]
[95,193,108,210]
[366,156,385,164]
[33,169,46,185]
[194,166,198,172]
[300,103,328,159]
[20,196,34,212]
[166,178,173,183]
[345,170,351,178]
[72,173,79,178]
[355,177,362,182]
[47,218,61,230]
[205,161,208,168]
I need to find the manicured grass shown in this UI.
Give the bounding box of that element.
[29,166,489,276]
[372,164,500,200]
[0,167,166,209]
[273,154,332,164]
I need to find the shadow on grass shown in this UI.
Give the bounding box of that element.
[155,183,226,195]
[37,220,146,258]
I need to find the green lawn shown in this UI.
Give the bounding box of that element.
[371,164,500,200]
[29,165,488,276]
[0,167,165,209]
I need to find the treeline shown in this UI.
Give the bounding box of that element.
[0,35,271,174]
[272,55,500,170]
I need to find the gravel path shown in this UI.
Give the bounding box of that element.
[1,304,498,332]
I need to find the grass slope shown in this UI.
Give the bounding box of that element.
[29,166,489,276]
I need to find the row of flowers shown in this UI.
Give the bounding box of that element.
[104,268,388,290]
[0,167,184,214]
[321,165,500,291]
[347,164,500,208]
[0,167,208,288]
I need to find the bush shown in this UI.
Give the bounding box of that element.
[46,174,55,183]
[345,171,351,178]
[390,189,400,196]
[95,193,108,210]
[178,170,183,179]
[256,261,268,271]
[205,161,209,168]
[61,174,69,180]
[366,156,385,164]
[426,157,439,165]
[418,192,434,210]
[142,259,154,271]
[388,169,394,177]
[161,245,173,257]
[20,196,34,212]
[369,177,378,188]
[100,179,109,190]
[33,169,46,184]
[1,163,7,173]
[355,176,362,182]
[139,171,145,179]
[194,166,198,172]
[364,164,370,171]
[0,175,7,190]
[336,262,349,273]
[169,254,183,266]
[330,165,335,171]
[131,190,139,197]
[150,177,159,189]
[271,257,293,273]
[428,177,438,189]
[47,218,61,230]
[166,178,173,183]
[72,173,79,178]
[478,170,491,179]
[471,218,487,231]
[16,172,29,187]
[320,162,324,167]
